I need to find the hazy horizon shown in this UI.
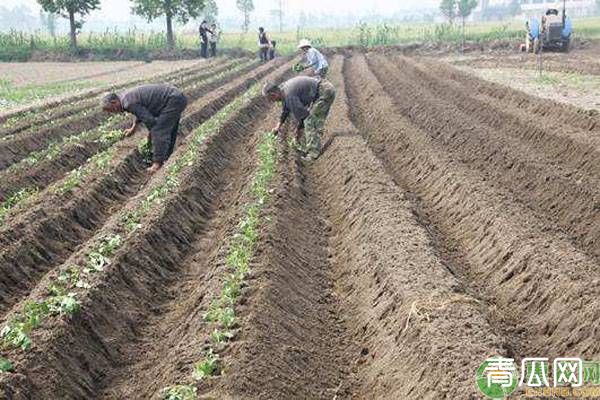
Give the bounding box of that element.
[2,0,442,32]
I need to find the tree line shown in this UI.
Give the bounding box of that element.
[34,0,254,50]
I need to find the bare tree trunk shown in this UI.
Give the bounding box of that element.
[166,13,174,49]
[243,11,250,32]
[68,10,77,49]
[462,16,466,53]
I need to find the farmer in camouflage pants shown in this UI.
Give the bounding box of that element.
[263,76,336,161]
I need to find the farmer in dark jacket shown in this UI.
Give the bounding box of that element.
[102,84,188,173]
[263,76,335,161]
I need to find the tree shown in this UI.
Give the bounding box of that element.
[457,0,477,30]
[457,0,477,51]
[132,0,206,49]
[440,0,457,24]
[40,10,58,37]
[236,0,254,33]
[37,0,100,49]
[201,0,218,23]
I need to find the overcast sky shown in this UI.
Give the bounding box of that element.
[4,0,439,23]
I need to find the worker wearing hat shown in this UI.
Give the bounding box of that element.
[296,39,329,78]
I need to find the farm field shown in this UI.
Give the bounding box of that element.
[0,59,205,113]
[1,47,600,399]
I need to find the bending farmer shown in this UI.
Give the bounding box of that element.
[296,39,329,78]
[102,84,188,173]
[263,76,335,161]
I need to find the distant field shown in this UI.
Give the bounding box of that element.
[1,16,599,61]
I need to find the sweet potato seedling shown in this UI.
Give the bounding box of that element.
[161,385,197,400]
[0,356,13,373]
[193,349,219,380]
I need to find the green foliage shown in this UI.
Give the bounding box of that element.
[37,0,101,47]
[0,357,13,373]
[209,328,234,344]
[132,0,206,23]
[0,187,38,225]
[192,349,219,380]
[161,385,197,400]
[440,0,457,24]
[138,138,153,163]
[236,0,254,32]
[458,0,478,19]
[84,234,123,273]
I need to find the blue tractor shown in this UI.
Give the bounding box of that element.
[525,1,573,53]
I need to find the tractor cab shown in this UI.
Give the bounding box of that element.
[524,3,572,53]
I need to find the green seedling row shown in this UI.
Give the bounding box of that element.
[0,60,221,131]
[0,82,262,371]
[1,61,257,220]
[161,132,278,399]
[0,187,39,226]
[4,114,127,176]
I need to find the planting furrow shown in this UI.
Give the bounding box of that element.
[0,60,258,202]
[0,59,216,135]
[207,56,507,400]
[345,53,600,366]
[0,59,286,318]
[96,102,280,400]
[0,62,293,399]
[0,60,249,171]
[312,56,505,398]
[419,57,600,134]
[369,55,600,262]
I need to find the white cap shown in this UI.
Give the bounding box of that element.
[298,39,312,49]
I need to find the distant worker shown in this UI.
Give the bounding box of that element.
[258,27,271,62]
[199,20,214,59]
[263,76,336,161]
[209,23,219,57]
[102,84,188,173]
[269,40,277,60]
[296,39,329,78]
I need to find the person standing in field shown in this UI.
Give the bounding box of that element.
[258,27,271,62]
[296,39,329,78]
[102,84,188,173]
[268,40,277,60]
[263,76,336,161]
[199,20,213,59]
[209,23,219,57]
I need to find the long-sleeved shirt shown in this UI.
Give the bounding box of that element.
[279,76,320,125]
[303,48,329,74]
[119,84,182,129]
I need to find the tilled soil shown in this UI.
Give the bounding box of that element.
[2,48,600,400]
[0,59,285,319]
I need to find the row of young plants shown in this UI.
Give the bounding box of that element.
[0,60,216,133]
[0,107,96,143]
[0,62,258,226]
[0,59,241,140]
[161,131,278,400]
[0,84,262,373]
[3,114,127,175]
[0,125,126,227]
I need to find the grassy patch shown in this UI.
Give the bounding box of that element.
[0,80,98,110]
